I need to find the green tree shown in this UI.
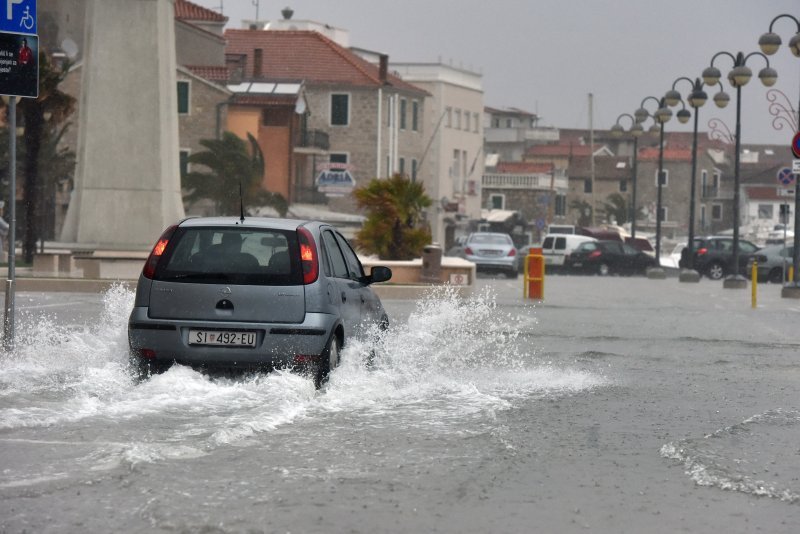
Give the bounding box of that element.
[353,174,432,260]
[600,193,628,225]
[8,53,77,263]
[182,131,287,217]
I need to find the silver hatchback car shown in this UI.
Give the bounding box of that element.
[128,217,392,388]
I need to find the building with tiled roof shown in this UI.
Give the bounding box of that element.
[223,29,429,212]
[174,0,228,24]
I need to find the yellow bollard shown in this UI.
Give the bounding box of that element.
[524,247,545,300]
[790,265,795,283]
[751,260,757,309]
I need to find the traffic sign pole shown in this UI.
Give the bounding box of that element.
[3,96,15,350]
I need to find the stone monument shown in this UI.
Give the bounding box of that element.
[60,0,185,248]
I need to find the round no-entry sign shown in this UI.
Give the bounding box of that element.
[777,167,796,186]
[793,131,800,158]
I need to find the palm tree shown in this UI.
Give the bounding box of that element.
[601,193,628,226]
[353,174,432,260]
[182,131,287,217]
[569,199,593,228]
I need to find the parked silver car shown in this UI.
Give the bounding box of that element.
[128,217,392,388]
[746,243,795,284]
[461,232,518,278]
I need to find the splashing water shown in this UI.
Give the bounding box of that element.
[661,408,800,503]
[0,284,606,474]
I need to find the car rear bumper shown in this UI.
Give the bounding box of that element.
[128,307,336,367]
[465,256,517,271]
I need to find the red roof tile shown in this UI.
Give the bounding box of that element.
[185,65,229,83]
[526,144,594,158]
[495,161,553,174]
[746,186,784,201]
[224,30,427,95]
[638,147,692,162]
[175,0,227,22]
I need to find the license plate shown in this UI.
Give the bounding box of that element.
[189,330,257,347]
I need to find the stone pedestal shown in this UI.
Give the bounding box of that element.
[781,284,800,299]
[60,0,185,249]
[646,266,666,279]
[723,275,748,289]
[678,269,701,283]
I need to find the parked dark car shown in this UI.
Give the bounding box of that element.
[679,236,759,280]
[128,217,392,388]
[564,240,656,276]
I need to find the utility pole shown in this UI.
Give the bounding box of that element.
[589,93,596,226]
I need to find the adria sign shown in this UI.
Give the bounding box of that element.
[792,131,800,159]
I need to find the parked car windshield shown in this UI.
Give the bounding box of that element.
[154,227,303,286]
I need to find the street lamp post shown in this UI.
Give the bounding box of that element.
[635,96,672,277]
[702,51,777,289]
[759,14,800,298]
[610,113,645,238]
[665,77,710,282]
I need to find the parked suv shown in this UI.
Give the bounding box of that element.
[679,236,759,280]
[128,217,392,388]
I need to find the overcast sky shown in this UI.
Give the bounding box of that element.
[194,0,800,146]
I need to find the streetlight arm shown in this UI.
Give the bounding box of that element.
[639,96,661,110]
[615,113,637,129]
[743,50,771,67]
[767,13,800,33]
[671,77,695,91]
[709,50,737,67]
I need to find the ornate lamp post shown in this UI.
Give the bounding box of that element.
[664,77,711,282]
[702,51,777,288]
[759,14,800,298]
[610,113,645,238]
[634,96,673,276]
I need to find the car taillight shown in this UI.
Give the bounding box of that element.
[142,225,178,279]
[508,248,516,257]
[297,227,319,285]
[465,247,474,255]
[588,250,602,259]
[697,247,708,256]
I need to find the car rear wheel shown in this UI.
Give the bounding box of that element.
[314,334,340,389]
[768,268,785,284]
[597,263,610,276]
[129,352,171,381]
[706,262,725,280]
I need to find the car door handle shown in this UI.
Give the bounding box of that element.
[360,295,365,304]
[341,292,346,303]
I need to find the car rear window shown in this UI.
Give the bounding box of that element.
[470,234,511,245]
[577,242,597,252]
[542,237,554,249]
[153,227,303,285]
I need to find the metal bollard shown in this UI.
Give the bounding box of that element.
[751,260,757,309]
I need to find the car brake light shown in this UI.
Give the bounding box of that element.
[588,250,601,259]
[465,246,474,255]
[137,348,157,359]
[697,247,708,256]
[508,248,516,257]
[297,227,319,284]
[142,225,178,279]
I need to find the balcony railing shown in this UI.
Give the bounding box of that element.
[701,186,734,200]
[298,129,330,150]
[482,173,567,190]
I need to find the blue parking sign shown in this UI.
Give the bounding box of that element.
[0,0,36,35]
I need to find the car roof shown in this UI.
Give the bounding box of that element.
[179,217,312,231]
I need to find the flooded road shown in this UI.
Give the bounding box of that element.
[1,277,799,533]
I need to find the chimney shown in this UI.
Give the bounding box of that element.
[254,48,263,79]
[378,54,388,84]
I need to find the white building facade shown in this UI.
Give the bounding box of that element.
[389,63,484,248]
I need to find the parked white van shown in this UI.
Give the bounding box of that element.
[540,234,597,269]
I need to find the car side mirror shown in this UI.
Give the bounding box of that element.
[365,266,392,285]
